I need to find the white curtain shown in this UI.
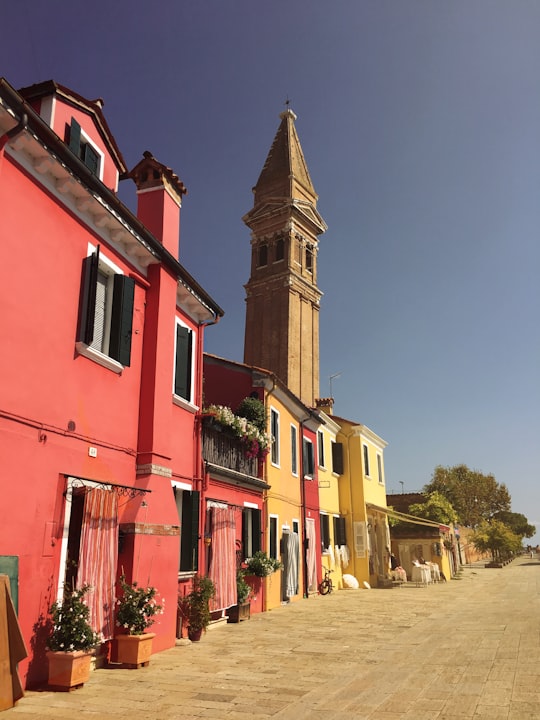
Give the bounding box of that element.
[305,518,317,592]
[208,506,237,611]
[283,530,299,598]
[76,488,118,640]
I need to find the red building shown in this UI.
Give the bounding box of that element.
[0,78,222,686]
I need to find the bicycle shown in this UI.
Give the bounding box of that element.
[318,567,334,595]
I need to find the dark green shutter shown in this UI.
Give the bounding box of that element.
[303,439,314,476]
[83,143,100,175]
[174,324,192,399]
[331,442,344,475]
[253,509,261,553]
[109,275,135,366]
[180,490,199,572]
[68,118,81,157]
[242,509,248,558]
[76,248,99,345]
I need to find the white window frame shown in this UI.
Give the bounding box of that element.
[377,453,384,485]
[317,430,325,468]
[363,443,371,478]
[75,244,124,373]
[290,424,298,476]
[270,407,280,467]
[303,437,314,478]
[172,317,198,412]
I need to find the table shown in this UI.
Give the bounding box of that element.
[411,565,431,586]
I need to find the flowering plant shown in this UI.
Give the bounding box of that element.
[204,403,271,460]
[47,583,100,652]
[245,551,283,577]
[116,575,163,635]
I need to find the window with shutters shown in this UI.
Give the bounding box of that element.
[333,516,347,546]
[173,485,200,573]
[363,444,370,477]
[173,319,195,406]
[377,453,384,484]
[242,507,261,559]
[270,408,280,466]
[353,521,367,558]
[317,430,325,468]
[320,513,330,551]
[290,424,298,476]
[66,118,103,178]
[303,438,314,478]
[269,515,278,560]
[76,245,135,373]
[331,442,344,475]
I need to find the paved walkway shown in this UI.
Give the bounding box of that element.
[5,557,540,719]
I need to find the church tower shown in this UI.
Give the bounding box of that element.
[243,108,327,407]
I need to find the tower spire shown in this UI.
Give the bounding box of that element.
[243,110,327,407]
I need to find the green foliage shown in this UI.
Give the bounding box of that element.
[492,511,536,539]
[178,575,216,633]
[424,464,511,527]
[408,492,458,525]
[245,551,283,577]
[48,584,100,652]
[471,519,522,561]
[236,569,252,604]
[116,575,163,635]
[236,396,266,434]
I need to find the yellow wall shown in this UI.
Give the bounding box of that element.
[316,414,343,589]
[263,393,303,610]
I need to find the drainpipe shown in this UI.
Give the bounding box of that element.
[0,113,28,156]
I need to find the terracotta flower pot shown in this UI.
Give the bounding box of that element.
[46,649,92,691]
[115,632,156,668]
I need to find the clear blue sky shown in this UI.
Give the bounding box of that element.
[3,2,539,538]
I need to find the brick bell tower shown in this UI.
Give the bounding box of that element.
[243,108,327,407]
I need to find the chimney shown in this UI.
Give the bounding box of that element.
[128,151,187,257]
[315,397,334,415]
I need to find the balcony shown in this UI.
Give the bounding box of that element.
[202,421,259,478]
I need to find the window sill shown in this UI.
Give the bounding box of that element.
[172,394,199,413]
[75,342,123,374]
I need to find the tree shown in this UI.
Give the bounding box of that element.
[423,464,511,527]
[470,520,522,562]
[408,492,458,525]
[492,511,536,539]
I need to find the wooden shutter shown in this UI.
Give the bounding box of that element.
[333,516,347,546]
[76,248,99,345]
[320,514,330,550]
[174,324,192,400]
[83,143,100,175]
[303,439,314,477]
[252,509,261,553]
[180,490,199,572]
[109,275,135,366]
[331,442,344,475]
[68,117,81,157]
[353,521,367,558]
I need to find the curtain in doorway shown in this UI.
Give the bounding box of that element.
[208,506,237,611]
[76,488,118,640]
[305,518,317,592]
[282,530,299,599]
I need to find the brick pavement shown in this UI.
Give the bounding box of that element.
[4,556,540,719]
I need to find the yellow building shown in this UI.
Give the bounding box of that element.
[315,407,346,590]
[317,401,390,588]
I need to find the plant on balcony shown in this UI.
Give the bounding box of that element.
[204,403,270,460]
[245,551,283,577]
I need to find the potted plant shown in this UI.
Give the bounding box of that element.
[245,550,283,577]
[114,575,163,668]
[178,575,216,641]
[46,583,100,690]
[227,569,253,623]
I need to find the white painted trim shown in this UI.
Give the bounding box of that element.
[75,342,124,373]
[171,480,192,492]
[244,501,258,509]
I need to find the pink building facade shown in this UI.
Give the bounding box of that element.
[0,78,222,686]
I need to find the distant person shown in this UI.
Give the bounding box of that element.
[390,553,399,570]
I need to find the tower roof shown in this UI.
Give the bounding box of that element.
[252,108,317,205]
